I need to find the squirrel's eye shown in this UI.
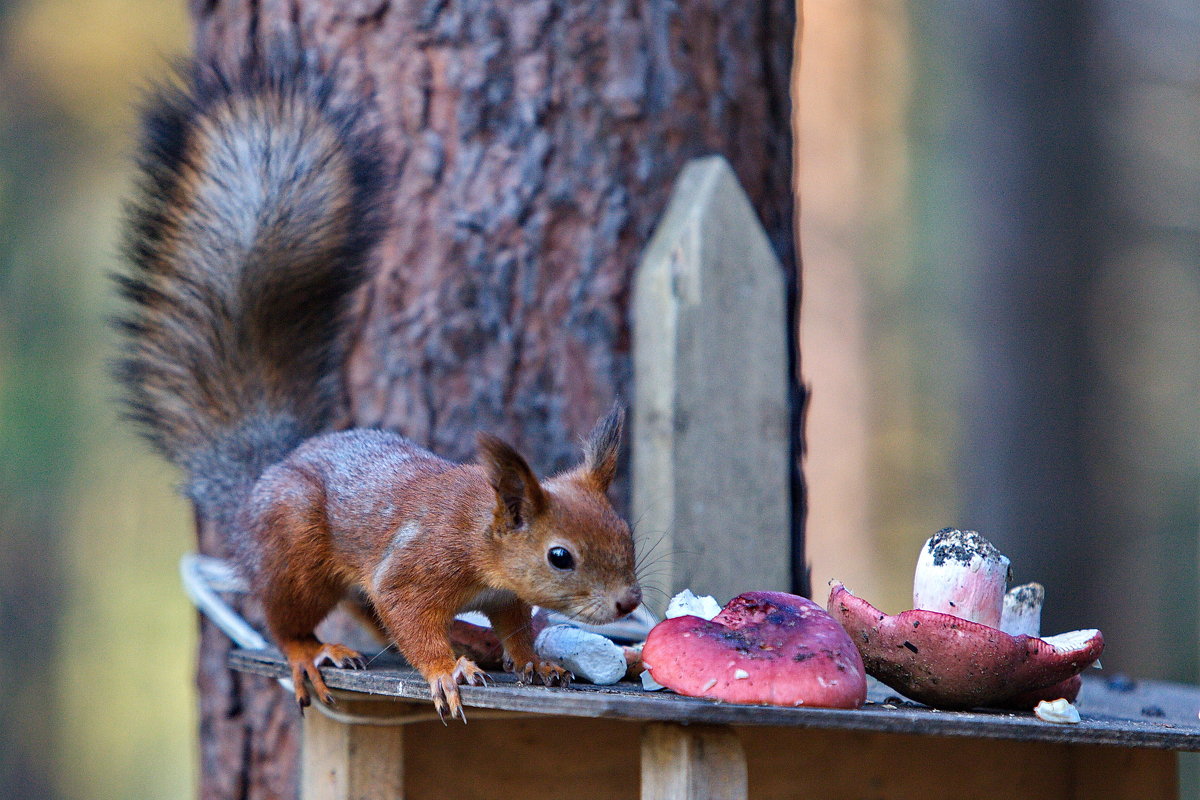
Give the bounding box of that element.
[547,546,575,571]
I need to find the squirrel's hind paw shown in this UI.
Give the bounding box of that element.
[428,674,467,724]
[288,654,335,708]
[452,656,492,687]
[314,643,366,670]
[283,640,364,711]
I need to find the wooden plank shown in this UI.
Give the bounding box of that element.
[739,728,1177,800]
[293,712,1177,799]
[231,650,1200,753]
[1069,747,1177,800]
[404,717,638,799]
[633,155,792,613]
[642,723,747,800]
[301,700,405,800]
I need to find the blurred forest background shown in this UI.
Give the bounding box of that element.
[0,1,1196,799]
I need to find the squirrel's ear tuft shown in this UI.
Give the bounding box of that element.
[581,402,624,493]
[478,433,546,531]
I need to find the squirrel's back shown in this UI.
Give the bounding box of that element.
[114,52,386,533]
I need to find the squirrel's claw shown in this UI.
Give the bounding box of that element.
[428,674,467,724]
[513,661,536,685]
[337,653,366,670]
[512,660,572,687]
[314,643,366,671]
[284,640,360,711]
[451,656,491,687]
[537,661,572,688]
[428,658,489,722]
[290,656,336,708]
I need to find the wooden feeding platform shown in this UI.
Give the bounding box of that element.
[231,648,1200,800]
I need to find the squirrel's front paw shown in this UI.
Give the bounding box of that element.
[510,660,573,687]
[537,661,573,687]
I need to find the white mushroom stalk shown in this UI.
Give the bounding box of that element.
[1000,582,1045,637]
[534,625,627,685]
[912,528,1011,627]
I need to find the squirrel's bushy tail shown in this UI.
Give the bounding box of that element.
[114,53,385,531]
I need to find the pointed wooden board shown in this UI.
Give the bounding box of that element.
[633,155,792,614]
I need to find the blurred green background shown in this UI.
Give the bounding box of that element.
[0,1,193,798]
[1,0,1197,798]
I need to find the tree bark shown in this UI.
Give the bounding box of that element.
[190,1,799,796]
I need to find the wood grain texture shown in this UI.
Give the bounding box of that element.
[642,723,747,800]
[404,716,638,799]
[633,156,792,611]
[189,2,799,796]
[301,704,404,800]
[738,728,1177,800]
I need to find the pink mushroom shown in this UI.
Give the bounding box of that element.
[828,581,1103,709]
[642,592,867,708]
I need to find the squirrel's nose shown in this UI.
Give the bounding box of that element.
[614,586,642,618]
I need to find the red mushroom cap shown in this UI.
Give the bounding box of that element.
[642,592,867,708]
[1001,674,1083,709]
[828,581,1103,710]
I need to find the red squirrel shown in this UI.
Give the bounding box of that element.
[114,52,641,722]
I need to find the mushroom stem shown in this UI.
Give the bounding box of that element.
[534,625,627,685]
[912,528,1011,628]
[1000,582,1045,637]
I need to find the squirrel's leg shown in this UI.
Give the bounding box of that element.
[490,598,572,687]
[256,509,364,709]
[264,581,366,708]
[375,590,475,723]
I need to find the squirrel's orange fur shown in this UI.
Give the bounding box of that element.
[115,51,640,721]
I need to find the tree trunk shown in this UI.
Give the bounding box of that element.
[191,1,799,796]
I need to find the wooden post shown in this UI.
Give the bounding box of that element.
[641,723,747,800]
[301,706,404,800]
[633,156,792,612]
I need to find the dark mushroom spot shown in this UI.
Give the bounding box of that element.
[927,528,1004,567]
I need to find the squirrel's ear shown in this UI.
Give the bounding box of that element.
[581,402,624,493]
[478,433,546,531]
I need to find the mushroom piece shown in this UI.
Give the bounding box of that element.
[912,528,1011,627]
[449,619,506,669]
[1000,582,1045,637]
[642,591,867,708]
[828,581,1103,710]
[534,625,627,685]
